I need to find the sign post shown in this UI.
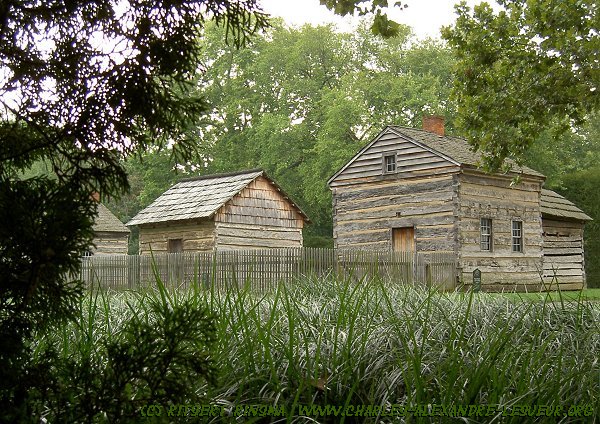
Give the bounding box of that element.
[472,268,481,292]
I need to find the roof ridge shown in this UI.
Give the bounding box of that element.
[180,168,263,183]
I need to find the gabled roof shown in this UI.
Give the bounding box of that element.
[94,204,130,233]
[328,126,544,185]
[540,189,592,222]
[127,169,309,226]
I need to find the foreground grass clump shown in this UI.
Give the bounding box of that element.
[39,277,599,422]
[205,278,599,422]
[32,283,217,423]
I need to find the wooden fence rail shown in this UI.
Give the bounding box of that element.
[79,248,457,291]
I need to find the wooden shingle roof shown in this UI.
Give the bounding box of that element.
[127,169,309,226]
[94,204,130,233]
[388,126,545,178]
[540,189,592,222]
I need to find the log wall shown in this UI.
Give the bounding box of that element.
[138,219,216,254]
[332,174,459,253]
[92,232,129,255]
[541,218,586,290]
[456,172,545,290]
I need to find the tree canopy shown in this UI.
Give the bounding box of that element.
[190,21,455,244]
[442,0,599,171]
[1,0,267,193]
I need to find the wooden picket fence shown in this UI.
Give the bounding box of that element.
[79,248,457,291]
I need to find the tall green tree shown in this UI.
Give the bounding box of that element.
[195,22,455,245]
[0,1,267,420]
[524,112,600,289]
[525,113,600,187]
[104,149,187,254]
[442,0,599,171]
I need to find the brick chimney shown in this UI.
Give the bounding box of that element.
[422,115,445,136]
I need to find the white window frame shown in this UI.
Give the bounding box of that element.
[383,153,397,173]
[480,218,492,251]
[511,220,523,253]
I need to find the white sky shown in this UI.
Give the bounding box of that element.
[260,0,496,40]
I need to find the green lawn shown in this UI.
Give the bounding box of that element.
[492,288,600,302]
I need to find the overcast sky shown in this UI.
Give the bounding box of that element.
[260,0,496,40]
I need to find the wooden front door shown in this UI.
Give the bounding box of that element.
[392,227,415,252]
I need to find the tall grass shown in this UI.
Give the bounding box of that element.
[37,275,599,423]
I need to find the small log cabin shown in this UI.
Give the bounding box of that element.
[91,203,130,255]
[127,169,309,253]
[328,116,592,291]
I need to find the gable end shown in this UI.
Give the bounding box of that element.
[328,127,460,187]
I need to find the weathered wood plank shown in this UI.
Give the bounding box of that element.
[335,241,390,249]
[542,255,583,264]
[460,256,542,268]
[183,240,215,251]
[459,193,540,209]
[139,219,214,234]
[460,171,543,191]
[542,235,583,243]
[416,239,456,251]
[330,166,459,187]
[543,242,583,250]
[416,224,455,238]
[217,227,301,243]
[335,213,456,233]
[214,176,305,230]
[217,236,301,249]
[334,131,458,182]
[543,269,584,277]
[337,190,455,212]
[459,269,543,283]
[543,247,584,255]
[459,233,544,247]
[335,177,455,203]
[543,219,585,230]
[336,202,454,222]
[359,144,431,160]
[464,281,584,292]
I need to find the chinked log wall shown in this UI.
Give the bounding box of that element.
[457,172,545,291]
[333,175,458,253]
[137,176,304,253]
[138,219,216,254]
[331,130,460,254]
[93,232,129,255]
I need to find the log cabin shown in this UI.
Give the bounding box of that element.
[127,169,309,253]
[91,203,130,255]
[328,116,592,291]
